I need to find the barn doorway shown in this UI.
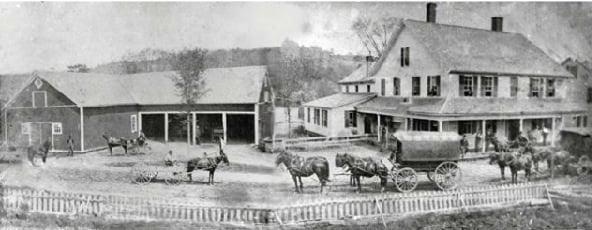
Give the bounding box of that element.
[227,114,254,144]
[30,122,52,148]
[195,114,223,144]
[141,114,165,141]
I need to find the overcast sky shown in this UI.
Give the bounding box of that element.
[1,2,591,74]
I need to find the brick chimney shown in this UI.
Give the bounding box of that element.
[427,3,437,23]
[491,17,503,32]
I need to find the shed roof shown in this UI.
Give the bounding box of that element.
[14,66,267,107]
[355,97,444,116]
[303,93,375,108]
[408,97,586,116]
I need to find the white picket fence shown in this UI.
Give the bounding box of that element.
[1,183,550,224]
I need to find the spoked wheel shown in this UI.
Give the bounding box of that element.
[577,156,591,176]
[427,172,434,182]
[433,161,461,191]
[392,167,418,193]
[131,163,155,185]
[165,172,185,185]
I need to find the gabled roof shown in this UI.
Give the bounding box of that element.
[303,93,375,108]
[6,66,267,107]
[342,18,572,84]
[408,97,586,116]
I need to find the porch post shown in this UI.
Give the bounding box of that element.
[377,114,381,142]
[254,105,260,145]
[138,113,143,137]
[482,120,486,152]
[164,112,169,143]
[551,117,556,147]
[409,118,413,131]
[222,112,227,143]
[192,113,196,145]
[404,117,408,131]
[519,118,524,132]
[438,120,443,133]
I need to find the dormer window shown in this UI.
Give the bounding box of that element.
[480,76,498,97]
[459,75,477,97]
[546,79,556,97]
[400,47,410,67]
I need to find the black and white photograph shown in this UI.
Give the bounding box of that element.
[0,1,591,229]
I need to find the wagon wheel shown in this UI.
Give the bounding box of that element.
[426,172,434,182]
[433,161,461,191]
[576,156,591,176]
[131,163,155,184]
[392,167,418,193]
[165,172,185,185]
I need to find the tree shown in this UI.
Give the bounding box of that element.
[171,48,208,152]
[351,16,400,58]
[66,64,90,73]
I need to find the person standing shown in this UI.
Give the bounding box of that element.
[195,122,202,145]
[66,135,74,157]
[475,131,482,152]
[542,125,549,146]
[165,150,174,166]
[460,134,469,158]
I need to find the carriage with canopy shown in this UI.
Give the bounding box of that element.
[387,131,462,192]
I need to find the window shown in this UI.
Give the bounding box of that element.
[32,91,47,108]
[458,121,479,135]
[321,110,328,127]
[344,111,357,128]
[400,47,410,66]
[314,109,320,125]
[307,108,310,123]
[345,85,350,93]
[412,77,421,96]
[529,78,544,98]
[459,75,477,97]
[381,79,386,96]
[412,119,438,131]
[480,76,497,97]
[21,123,31,135]
[366,85,371,92]
[567,65,578,77]
[576,116,582,127]
[297,107,304,120]
[427,76,441,96]
[130,115,137,133]
[546,79,556,97]
[584,116,588,127]
[393,78,400,96]
[510,77,518,97]
[354,85,358,93]
[588,87,592,103]
[52,122,62,135]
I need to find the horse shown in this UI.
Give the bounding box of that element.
[275,151,330,194]
[186,151,229,185]
[127,136,150,153]
[102,134,128,156]
[489,151,533,183]
[531,150,575,177]
[335,153,389,193]
[27,140,51,165]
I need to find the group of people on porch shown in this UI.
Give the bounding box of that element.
[459,124,551,155]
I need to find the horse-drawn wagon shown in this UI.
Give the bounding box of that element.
[559,128,592,175]
[388,131,462,192]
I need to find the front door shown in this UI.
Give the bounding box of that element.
[507,120,520,141]
[364,116,372,134]
[30,123,52,148]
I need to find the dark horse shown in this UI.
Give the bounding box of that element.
[186,151,229,185]
[275,151,330,194]
[27,140,51,165]
[489,151,533,183]
[102,134,128,155]
[336,153,389,193]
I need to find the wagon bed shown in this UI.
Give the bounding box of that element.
[389,131,463,193]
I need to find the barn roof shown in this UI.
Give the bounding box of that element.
[339,19,572,84]
[7,66,267,107]
[303,93,375,108]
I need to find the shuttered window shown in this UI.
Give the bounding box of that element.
[480,76,498,97]
[510,77,518,97]
[393,78,400,96]
[321,110,328,127]
[400,47,410,66]
[546,79,556,97]
[427,76,441,96]
[459,75,477,97]
[344,111,357,128]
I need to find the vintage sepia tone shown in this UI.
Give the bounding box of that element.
[0,2,591,229]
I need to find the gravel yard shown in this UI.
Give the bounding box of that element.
[0,141,568,208]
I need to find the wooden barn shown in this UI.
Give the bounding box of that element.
[2,66,275,152]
